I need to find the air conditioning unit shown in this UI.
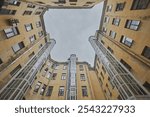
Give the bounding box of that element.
[8,18,19,26]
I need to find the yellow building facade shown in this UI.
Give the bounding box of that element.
[25,55,105,100]
[0,0,150,100]
[90,0,150,99]
[23,0,102,8]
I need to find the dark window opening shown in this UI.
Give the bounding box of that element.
[141,46,150,59]
[120,59,132,71]
[131,0,150,10]
[143,81,150,92]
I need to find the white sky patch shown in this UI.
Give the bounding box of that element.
[44,2,103,66]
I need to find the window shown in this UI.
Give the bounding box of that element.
[9,1,21,6]
[83,5,89,7]
[12,41,25,53]
[120,59,132,71]
[104,16,109,23]
[27,4,35,8]
[100,72,104,79]
[102,27,107,33]
[143,81,150,92]
[29,35,36,43]
[69,0,77,2]
[70,3,76,5]
[106,5,112,12]
[82,86,88,96]
[0,58,3,65]
[34,81,42,92]
[52,73,57,80]
[101,40,105,45]
[102,66,106,74]
[38,31,43,37]
[79,65,84,71]
[46,86,53,96]
[80,74,86,81]
[54,64,59,69]
[28,52,35,59]
[61,73,66,80]
[109,30,116,39]
[40,84,47,95]
[107,46,114,54]
[86,2,94,4]
[25,23,33,32]
[63,65,67,70]
[10,64,21,77]
[46,72,51,79]
[112,18,120,26]
[39,44,43,49]
[131,0,150,10]
[58,86,65,96]
[115,2,125,11]
[141,46,150,59]
[4,27,19,38]
[35,11,41,15]
[38,7,44,9]
[120,36,133,47]
[59,0,66,3]
[0,9,16,15]
[23,10,32,15]
[125,20,140,31]
[36,21,41,28]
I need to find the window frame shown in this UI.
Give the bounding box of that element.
[141,46,150,59]
[115,2,125,11]
[125,20,141,31]
[120,36,133,47]
[109,30,116,39]
[61,73,66,80]
[25,23,33,32]
[34,81,42,93]
[80,74,86,81]
[131,0,150,10]
[58,86,65,96]
[29,35,36,43]
[112,18,120,26]
[4,27,19,38]
[46,86,53,96]
[0,58,3,65]
[82,86,88,96]
[12,41,25,53]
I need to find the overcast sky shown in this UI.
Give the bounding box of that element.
[44,2,103,66]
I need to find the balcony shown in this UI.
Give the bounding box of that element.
[0,39,56,100]
[67,54,77,100]
[89,36,150,100]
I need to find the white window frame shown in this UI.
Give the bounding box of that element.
[121,36,133,47]
[61,73,66,80]
[25,23,33,31]
[125,20,140,31]
[4,27,19,38]
[109,30,116,39]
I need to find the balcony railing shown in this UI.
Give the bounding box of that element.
[0,39,56,100]
[67,54,77,100]
[89,36,150,100]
